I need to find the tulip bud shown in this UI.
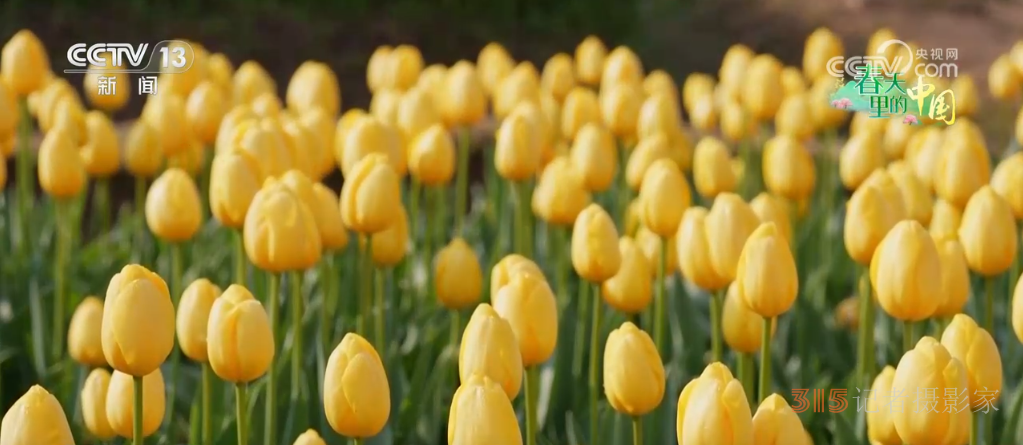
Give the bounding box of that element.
[600,82,641,139]
[891,337,970,445]
[601,46,644,91]
[206,52,233,92]
[749,192,792,245]
[102,264,175,376]
[575,36,607,86]
[867,366,903,445]
[145,168,202,242]
[489,254,543,299]
[340,153,402,234]
[802,27,844,82]
[871,221,942,321]
[458,303,523,399]
[949,74,978,117]
[142,94,190,157]
[603,321,664,417]
[934,137,991,209]
[780,67,806,98]
[602,238,653,314]
[478,43,514,96]
[903,127,944,193]
[106,369,166,439]
[719,44,754,90]
[572,204,622,283]
[434,237,483,309]
[123,120,164,178]
[396,89,441,142]
[78,111,120,178]
[493,270,559,366]
[245,180,322,272]
[531,156,591,226]
[762,135,816,201]
[293,429,327,445]
[625,133,671,190]
[233,61,276,106]
[929,198,962,242]
[958,186,1019,276]
[83,55,130,113]
[635,226,677,276]
[81,368,117,439]
[704,193,759,281]
[719,98,754,144]
[931,237,970,318]
[561,87,601,140]
[689,94,717,133]
[991,152,1023,220]
[883,115,917,160]
[37,129,85,199]
[324,333,391,438]
[752,394,809,445]
[68,296,107,367]
[185,81,227,145]
[495,111,540,181]
[570,123,617,192]
[638,159,690,237]
[206,284,275,382]
[941,314,1003,407]
[643,70,676,102]
[286,61,341,117]
[176,279,222,363]
[1,30,50,96]
[677,362,754,445]
[741,54,783,121]
[693,136,737,198]
[839,130,885,191]
[367,46,392,94]
[1013,274,1023,344]
[441,61,487,127]
[369,89,401,126]
[209,151,263,228]
[365,204,407,267]
[307,184,348,251]
[808,76,848,131]
[0,385,75,445]
[723,282,776,353]
[448,375,524,445]
[637,91,680,140]
[845,185,896,265]
[736,222,798,318]
[989,54,1021,101]
[676,207,730,291]
[774,93,813,141]
[493,67,541,121]
[887,161,932,225]
[682,73,715,115]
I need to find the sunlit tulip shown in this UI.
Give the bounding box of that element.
[676,362,753,445]
[930,237,970,318]
[992,152,1023,220]
[206,285,274,382]
[102,264,175,376]
[802,27,844,82]
[67,296,106,367]
[0,385,74,445]
[866,366,902,445]
[367,46,392,93]
[863,169,908,225]
[416,64,447,104]
[947,74,978,117]
[1,30,50,96]
[871,221,942,321]
[903,127,944,192]
[741,54,783,121]
[478,43,514,96]
[340,153,402,234]
[495,111,540,181]
[929,198,962,241]
[762,135,816,201]
[689,94,717,133]
[493,269,558,366]
[78,111,120,178]
[286,61,341,116]
[324,333,391,438]
[736,222,798,318]
[185,81,227,145]
[891,337,970,445]
[561,87,601,140]
[638,158,689,237]
[145,168,202,242]
[839,130,884,191]
[369,89,401,126]
[772,94,811,143]
[625,133,671,190]
[532,156,591,226]
[882,115,917,160]
[307,184,348,251]
[719,98,753,144]
[245,181,322,272]
[366,204,407,267]
[176,279,222,363]
[705,193,759,282]
[105,369,165,439]
[571,204,622,283]
[575,36,607,86]
[749,192,792,245]
[600,82,641,139]
[718,44,753,89]
[209,151,263,228]
[441,61,487,127]
[676,207,730,291]
[142,94,190,157]
[448,375,523,445]
[941,314,1002,407]
[845,184,896,265]
[233,61,276,105]
[752,394,808,445]
[636,91,680,140]
[682,73,715,114]
[570,123,617,192]
[124,120,163,178]
[493,69,540,121]
[396,89,440,140]
[723,282,775,353]
[1013,276,1023,343]
[934,139,991,210]
[989,54,1021,101]
[80,368,117,440]
[433,237,483,309]
[601,46,644,90]
[601,238,653,314]
[887,161,932,225]
[49,95,87,145]
[643,69,675,100]
[37,129,85,199]
[958,186,1018,276]
[83,54,129,112]
[693,136,737,198]
[293,429,327,445]
[603,322,664,417]
[459,303,523,399]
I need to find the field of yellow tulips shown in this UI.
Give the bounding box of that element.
[2,23,1023,445]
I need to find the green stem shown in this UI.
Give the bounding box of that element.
[654,236,666,358]
[513,180,527,256]
[321,256,339,351]
[984,277,995,333]
[572,278,590,377]
[352,439,364,445]
[554,227,570,309]
[16,98,32,256]
[903,320,915,354]
[450,309,461,351]
[425,191,436,301]
[236,382,248,445]
[409,178,420,245]
[710,289,723,362]
[234,229,246,286]
[856,267,871,388]
[134,176,147,262]
[935,316,950,339]
[758,316,772,403]
[358,236,372,337]
[739,352,754,405]
[264,273,279,445]
[290,271,304,397]
[985,403,993,445]
[202,362,212,445]
[589,282,603,445]
[133,375,144,445]
[632,416,642,445]
[374,267,385,352]
[52,200,68,360]
[454,126,470,236]
[525,365,539,445]
[171,243,183,301]
[970,410,978,445]
[95,178,111,235]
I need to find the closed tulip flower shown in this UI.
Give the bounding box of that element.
[185,81,227,145]
[741,55,783,121]
[435,237,483,309]
[207,285,275,382]
[676,207,730,291]
[601,237,653,314]
[209,151,263,228]
[102,264,175,376]
[308,184,348,251]
[604,322,664,417]
[948,74,978,117]
[643,70,676,102]
[762,135,816,201]
[540,53,575,102]
[532,156,591,226]
[1014,276,1023,343]
[83,56,129,112]
[324,333,390,438]
[871,220,942,321]
[493,270,558,366]
[142,94,190,157]
[368,205,408,267]
[932,237,970,317]
[989,54,1021,101]
[459,303,523,399]
[448,375,523,445]
[600,82,641,139]
[991,152,1023,219]
[705,193,760,282]
[293,429,327,445]
[489,254,543,298]
[867,366,902,445]
[570,123,617,192]
[753,394,809,445]
[934,139,991,209]
[369,89,401,126]
[862,169,908,225]
[233,61,276,106]
[891,337,970,445]
[493,69,540,121]
[106,369,166,439]
[683,73,715,115]
[693,136,737,198]
[214,105,256,155]
[930,198,963,241]
[780,67,806,98]
[1,30,50,96]
[736,222,799,318]
[561,87,601,140]
[844,185,894,265]
[774,93,813,141]
[883,115,917,160]
[802,27,844,82]
[245,181,323,272]
[495,112,540,181]
[68,296,106,367]
[749,192,792,245]
[839,130,885,190]
[124,120,163,179]
[575,36,607,86]
[689,94,717,133]
[676,362,753,445]
[145,168,202,242]
[0,385,74,445]
[367,46,392,93]
[637,91,680,140]
[416,64,448,104]
[941,314,1002,407]
[723,282,775,353]
[207,52,234,93]
[638,158,689,237]
[37,129,85,199]
[477,43,514,96]
[808,76,847,131]
[79,111,120,177]
[904,127,945,193]
[719,44,754,90]
[888,161,932,225]
[958,186,1018,276]
[601,46,644,91]
[572,204,622,282]
[719,98,753,143]
[626,133,672,190]
[286,61,341,116]
[176,279,222,363]
[81,368,117,439]
[340,153,402,234]
[441,61,487,127]
[396,88,441,140]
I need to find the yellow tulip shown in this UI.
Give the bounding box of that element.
[37,129,85,199]
[689,94,717,133]
[478,43,514,96]
[904,127,944,192]
[676,362,753,445]
[774,93,813,141]
[396,88,441,141]
[145,168,202,242]
[448,375,523,445]
[531,155,591,226]
[891,337,970,445]
[723,282,775,353]
[637,91,680,141]
[603,321,664,416]
[989,54,1021,101]
[124,120,163,178]
[752,394,808,445]
[244,181,323,272]
[705,193,759,282]
[1,30,50,96]
[845,184,897,265]
[602,237,653,314]
[741,54,783,121]
[802,27,844,82]
[286,61,341,116]
[324,333,391,438]
[635,226,677,276]
[808,76,848,131]
[718,44,754,91]
[719,98,753,144]
[369,89,401,126]
[930,198,963,241]
[141,94,190,157]
[561,87,601,140]
[780,67,806,98]
[601,46,644,91]
[209,151,263,229]
[538,53,575,103]
[102,264,175,376]
[493,270,559,366]
[233,61,276,106]
[762,135,816,201]
[416,64,448,105]
[435,237,483,309]
[870,220,942,321]
[309,184,349,251]
[293,429,327,445]
[958,186,1019,276]
[569,123,617,192]
[0,385,74,445]
[850,113,886,142]
[81,368,117,439]
[866,366,902,445]
[206,284,274,382]
[368,204,409,268]
[495,111,540,181]
[340,153,402,234]
[693,136,737,198]
[572,204,622,282]
[79,111,120,177]
[625,133,672,190]
[839,130,885,191]
[489,254,543,298]
[949,74,978,117]
[493,69,540,121]
[638,158,689,237]
[682,73,715,115]
[185,81,227,145]
[176,279,222,363]
[441,61,487,127]
[941,314,1003,407]
[367,46,393,93]
[934,138,991,210]
[106,369,166,439]
[83,55,130,113]
[883,115,917,160]
[298,108,337,179]
[213,105,256,155]
[600,82,641,139]
[931,237,970,317]
[887,161,932,225]
[676,207,730,291]
[34,79,77,133]
[862,169,908,225]
[575,36,607,86]
[458,303,523,399]
[68,296,106,367]
[992,152,1023,220]
[736,222,798,318]
[207,52,234,94]
[749,192,792,245]
[643,69,675,100]
[1013,274,1023,343]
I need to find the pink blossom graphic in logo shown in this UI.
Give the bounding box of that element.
[831,98,853,110]
[903,114,919,125]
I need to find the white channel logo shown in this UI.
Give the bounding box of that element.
[826,39,914,79]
